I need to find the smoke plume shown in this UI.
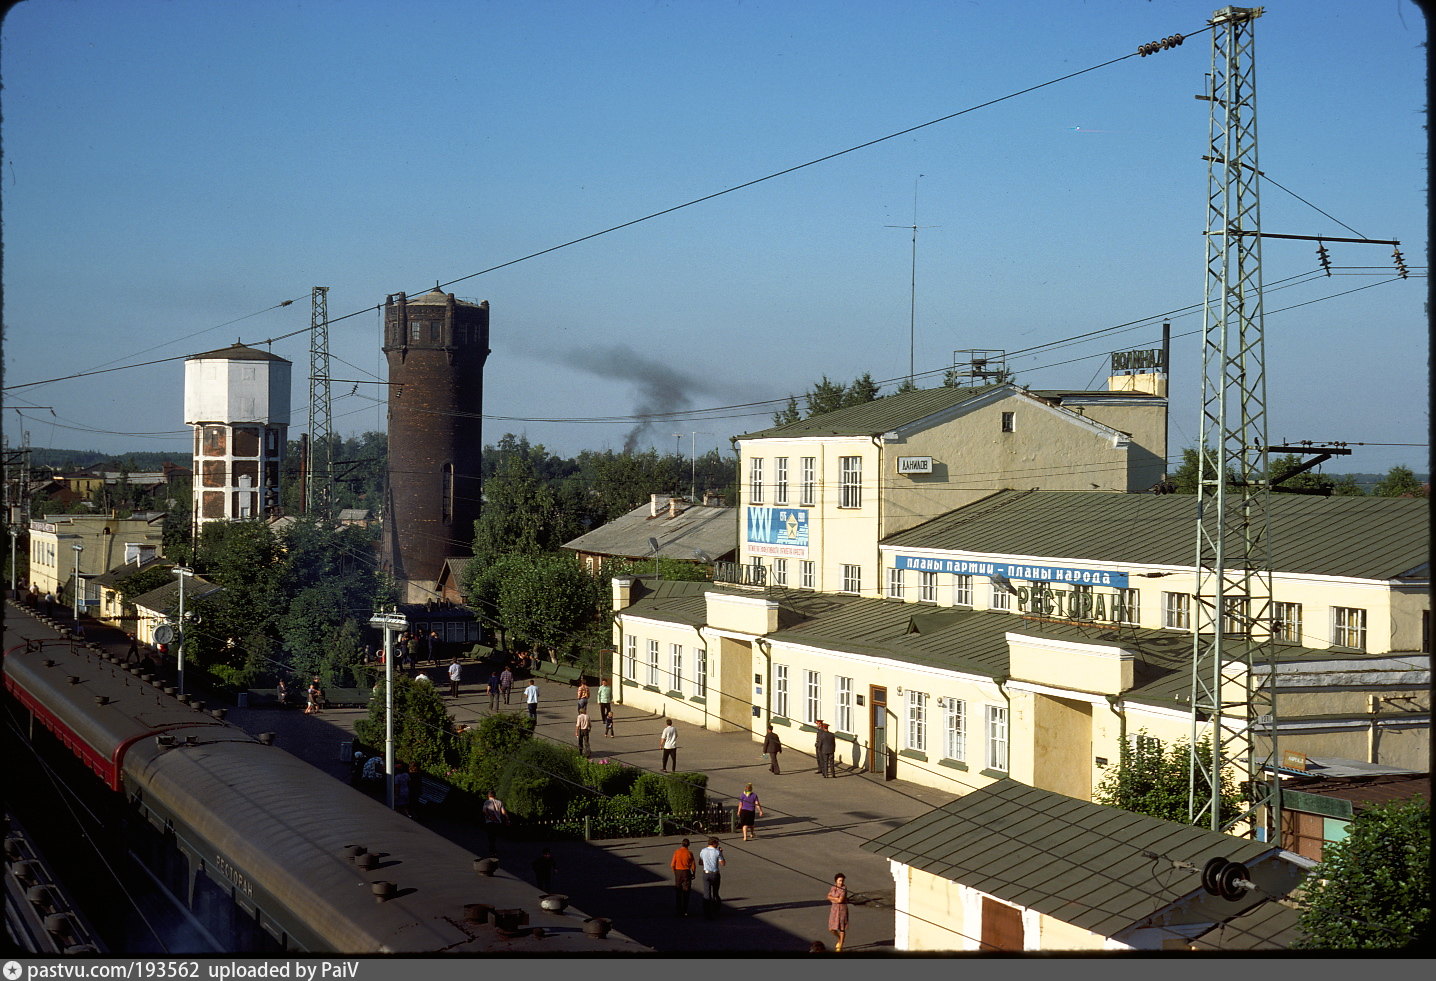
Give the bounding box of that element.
[561,343,725,453]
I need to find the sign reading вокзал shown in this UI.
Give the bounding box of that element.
[746,507,809,557]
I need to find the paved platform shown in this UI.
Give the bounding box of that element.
[5,603,960,953]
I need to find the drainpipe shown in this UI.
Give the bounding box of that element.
[1368,695,1380,764]
[755,637,773,727]
[995,675,1012,773]
[871,435,886,594]
[691,623,709,729]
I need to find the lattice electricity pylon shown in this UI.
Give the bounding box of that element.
[1189,5,1280,837]
[306,286,334,520]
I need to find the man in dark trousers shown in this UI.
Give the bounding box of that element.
[669,838,696,916]
[762,724,783,774]
[815,720,837,777]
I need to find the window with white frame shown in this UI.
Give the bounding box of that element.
[986,704,1009,771]
[1333,607,1367,651]
[804,670,821,725]
[625,635,637,679]
[775,457,789,505]
[953,574,974,607]
[1273,601,1303,643]
[943,698,967,761]
[887,567,905,599]
[800,560,815,589]
[1116,588,1140,625]
[748,557,765,586]
[749,457,764,504]
[646,639,660,687]
[800,456,816,506]
[696,647,708,696]
[1163,592,1191,630]
[906,691,928,752]
[774,664,790,718]
[835,676,853,733]
[1222,596,1251,635]
[841,564,861,594]
[991,582,1012,610]
[1001,411,1016,433]
[839,456,862,508]
[920,571,939,603]
[773,557,788,587]
[669,643,683,693]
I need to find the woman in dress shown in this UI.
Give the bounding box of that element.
[827,872,849,952]
[736,784,763,841]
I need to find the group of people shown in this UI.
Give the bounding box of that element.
[355,755,425,817]
[370,628,445,671]
[667,835,849,947]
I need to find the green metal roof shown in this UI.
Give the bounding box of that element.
[619,585,1390,711]
[736,384,1004,440]
[884,490,1429,582]
[862,779,1284,941]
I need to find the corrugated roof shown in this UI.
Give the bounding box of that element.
[563,498,736,563]
[736,384,1004,440]
[130,575,222,615]
[863,779,1282,940]
[884,490,1429,581]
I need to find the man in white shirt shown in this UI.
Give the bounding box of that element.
[698,838,725,919]
[524,680,540,721]
[660,719,678,772]
[447,658,461,697]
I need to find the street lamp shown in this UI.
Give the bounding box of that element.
[173,566,194,696]
[688,431,713,502]
[369,611,408,810]
[71,544,83,622]
[9,527,17,598]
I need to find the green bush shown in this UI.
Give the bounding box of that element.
[576,757,640,797]
[660,771,708,813]
[353,677,457,773]
[455,712,534,794]
[498,739,583,821]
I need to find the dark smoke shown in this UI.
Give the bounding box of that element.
[561,343,726,453]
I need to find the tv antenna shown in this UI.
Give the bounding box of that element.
[886,174,939,387]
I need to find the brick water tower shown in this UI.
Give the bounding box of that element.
[184,342,292,526]
[383,288,490,601]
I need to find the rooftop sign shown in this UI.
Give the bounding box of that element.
[894,555,1128,589]
[746,507,809,557]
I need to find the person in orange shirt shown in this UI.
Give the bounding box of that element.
[669,837,696,917]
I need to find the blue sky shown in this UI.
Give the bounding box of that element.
[2,0,1427,473]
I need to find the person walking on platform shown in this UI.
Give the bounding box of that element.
[500,665,514,704]
[660,719,679,772]
[447,657,462,697]
[827,873,850,952]
[597,678,614,736]
[486,670,502,711]
[698,838,725,919]
[524,680,540,722]
[482,791,508,855]
[815,720,837,777]
[736,784,763,841]
[763,725,783,774]
[575,679,590,713]
[575,709,592,757]
[669,838,696,916]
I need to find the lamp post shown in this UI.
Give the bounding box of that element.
[173,566,193,696]
[71,544,83,622]
[369,611,408,810]
[9,526,17,598]
[688,431,713,502]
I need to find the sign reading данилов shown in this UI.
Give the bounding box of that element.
[893,555,1128,589]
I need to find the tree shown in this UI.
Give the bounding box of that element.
[771,396,801,427]
[1294,797,1430,949]
[773,372,887,425]
[1373,465,1426,497]
[471,451,581,563]
[1093,731,1245,827]
[495,554,600,661]
[354,675,456,773]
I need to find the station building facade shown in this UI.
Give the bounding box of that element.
[608,382,1429,802]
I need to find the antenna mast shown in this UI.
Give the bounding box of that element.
[886,175,938,387]
[1189,5,1279,837]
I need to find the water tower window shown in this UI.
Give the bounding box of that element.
[441,463,454,523]
[203,426,227,455]
[430,320,441,341]
[410,320,424,341]
[233,427,260,457]
[265,428,280,454]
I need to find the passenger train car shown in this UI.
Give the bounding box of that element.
[5,637,648,954]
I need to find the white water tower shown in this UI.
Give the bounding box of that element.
[184,342,292,526]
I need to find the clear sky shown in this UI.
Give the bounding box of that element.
[1,0,1427,474]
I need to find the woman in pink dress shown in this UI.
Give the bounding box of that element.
[826,872,848,951]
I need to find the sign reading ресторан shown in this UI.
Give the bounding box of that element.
[893,555,1128,589]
